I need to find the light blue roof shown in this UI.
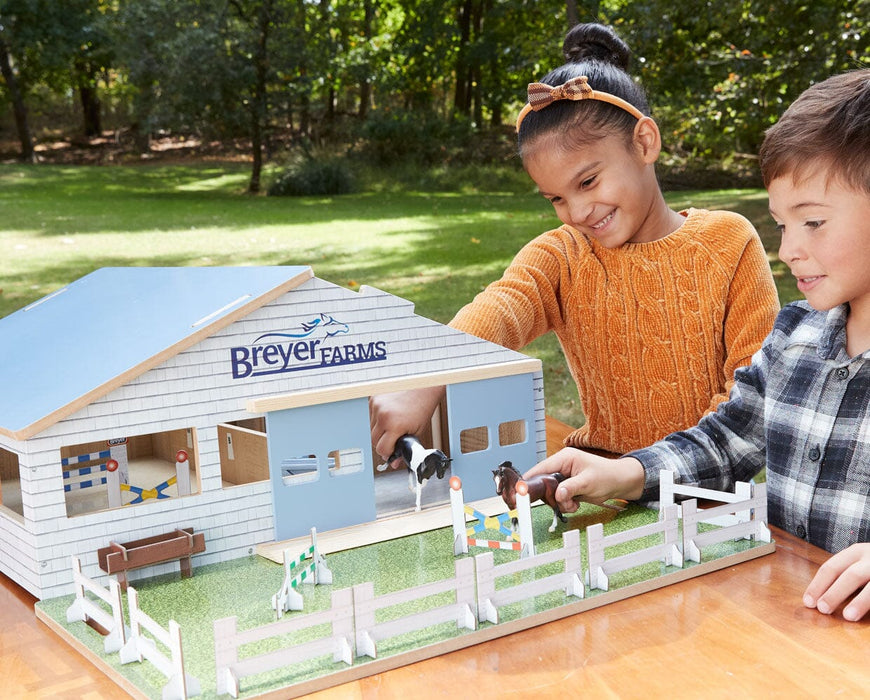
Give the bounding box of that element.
[0,266,312,439]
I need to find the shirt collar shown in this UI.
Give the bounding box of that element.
[818,304,849,360]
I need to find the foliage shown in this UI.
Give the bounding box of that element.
[1,1,867,176]
[267,154,357,196]
[606,0,869,157]
[356,108,493,165]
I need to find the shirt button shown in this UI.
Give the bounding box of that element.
[796,525,807,539]
[835,367,849,379]
[808,446,821,461]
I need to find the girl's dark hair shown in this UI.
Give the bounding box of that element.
[518,23,649,154]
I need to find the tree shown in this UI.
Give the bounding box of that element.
[0,21,34,161]
[606,0,869,160]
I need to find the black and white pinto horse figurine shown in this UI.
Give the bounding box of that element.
[493,461,567,533]
[378,435,451,512]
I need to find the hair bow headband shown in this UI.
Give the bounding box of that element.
[515,75,644,133]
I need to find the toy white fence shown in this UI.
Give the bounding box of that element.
[450,476,535,557]
[681,482,770,562]
[586,504,682,591]
[272,527,332,616]
[120,586,201,700]
[353,557,476,659]
[475,528,583,624]
[659,470,753,526]
[213,588,354,699]
[65,555,127,653]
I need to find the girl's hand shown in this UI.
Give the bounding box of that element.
[803,543,870,622]
[522,448,645,514]
[369,386,444,462]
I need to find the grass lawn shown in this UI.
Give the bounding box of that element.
[0,162,798,429]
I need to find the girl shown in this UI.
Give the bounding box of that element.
[371,23,779,462]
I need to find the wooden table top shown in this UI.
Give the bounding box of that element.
[3,525,866,699]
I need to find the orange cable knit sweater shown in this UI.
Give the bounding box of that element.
[450,208,780,455]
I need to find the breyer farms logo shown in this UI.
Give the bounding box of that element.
[230,312,387,379]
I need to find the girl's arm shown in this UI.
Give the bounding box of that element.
[711,229,779,413]
[449,231,572,349]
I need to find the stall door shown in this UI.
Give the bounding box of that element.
[446,373,538,501]
[267,397,375,541]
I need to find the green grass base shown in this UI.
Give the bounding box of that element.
[37,503,771,698]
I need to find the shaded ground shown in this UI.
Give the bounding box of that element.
[0,131,253,166]
[0,129,762,189]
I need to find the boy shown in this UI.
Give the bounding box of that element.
[524,69,870,622]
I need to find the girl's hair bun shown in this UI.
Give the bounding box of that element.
[562,23,631,72]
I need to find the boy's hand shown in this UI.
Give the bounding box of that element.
[369,386,444,463]
[803,543,870,622]
[522,448,645,514]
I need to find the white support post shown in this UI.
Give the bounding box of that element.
[175,450,191,497]
[449,477,468,555]
[107,442,129,508]
[311,527,332,585]
[515,488,535,558]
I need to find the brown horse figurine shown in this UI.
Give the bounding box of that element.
[493,461,566,533]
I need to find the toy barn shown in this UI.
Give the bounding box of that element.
[0,266,545,600]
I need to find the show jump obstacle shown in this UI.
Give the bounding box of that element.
[449,475,535,557]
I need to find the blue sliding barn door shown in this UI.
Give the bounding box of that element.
[266,397,375,541]
[446,373,538,502]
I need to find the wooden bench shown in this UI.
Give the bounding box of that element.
[97,527,206,590]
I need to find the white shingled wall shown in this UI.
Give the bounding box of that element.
[0,277,546,599]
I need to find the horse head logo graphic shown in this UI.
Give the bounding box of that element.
[252,313,350,343]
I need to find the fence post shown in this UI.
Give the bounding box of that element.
[658,469,676,510]
[662,504,683,568]
[449,476,468,555]
[330,588,354,665]
[586,523,607,591]
[752,483,772,542]
[454,557,477,630]
[353,582,377,659]
[213,616,240,698]
[681,499,702,563]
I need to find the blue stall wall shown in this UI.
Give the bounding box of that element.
[266,397,376,541]
[447,373,537,501]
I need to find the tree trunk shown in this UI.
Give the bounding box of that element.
[248,0,273,194]
[471,0,483,126]
[566,0,580,28]
[453,0,472,117]
[78,84,103,138]
[0,35,35,163]
[358,0,373,119]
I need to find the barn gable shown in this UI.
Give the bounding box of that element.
[0,267,545,599]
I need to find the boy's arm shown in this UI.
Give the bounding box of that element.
[523,449,645,514]
[526,331,774,506]
[803,543,870,622]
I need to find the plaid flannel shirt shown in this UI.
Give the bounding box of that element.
[631,301,869,553]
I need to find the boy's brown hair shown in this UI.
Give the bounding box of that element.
[760,69,870,194]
